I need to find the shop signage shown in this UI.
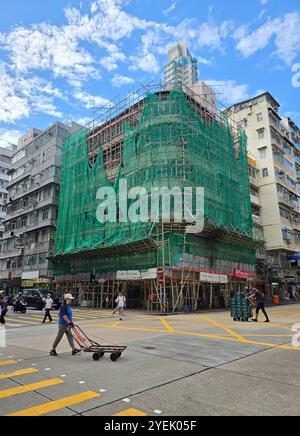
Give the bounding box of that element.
[21,280,34,288]
[22,271,39,280]
[116,271,141,281]
[233,269,252,279]
[141,269,157,280]
[200,272,228,284]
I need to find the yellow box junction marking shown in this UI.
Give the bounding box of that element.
[0,368,39,380]
[7,391,101,417]
[201,316,247,342]
[159,317,175,333]
[0,378,64,399]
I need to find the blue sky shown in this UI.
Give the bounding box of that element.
[0,0,299,146]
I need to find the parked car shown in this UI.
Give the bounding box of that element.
[21,289,61,311]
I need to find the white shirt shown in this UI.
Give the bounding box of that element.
[45,298,53,310]
[115,295,126,307]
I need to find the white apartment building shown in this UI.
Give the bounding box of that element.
[0,122,81,291]
[0,146,15,243]
[226,93,300,297]
[165,40,199,88]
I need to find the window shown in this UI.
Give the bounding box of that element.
[258,129,265,140]
[262,168,269,178]
[256,113,263,122]
[259,147,267,159]
[42,209,49,220]
[238,119,248,129]
[249,165,257,179]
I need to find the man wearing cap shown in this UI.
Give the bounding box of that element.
[50,294,81,357]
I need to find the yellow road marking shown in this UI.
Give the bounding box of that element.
[84,320,300,352]
[0,360,17,367]
[174,330,299,351]
[202,316,246,342]
[0,368,39,380]
[230,322,293,332]
[112,322,121,327]
[113,408,148,416]
[7,391,101,416]
[159,317,175,333]
[6,318,40,326]
[85,323,168,334]
[0,378,64,399]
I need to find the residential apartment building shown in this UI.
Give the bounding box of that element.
[165,40,199,88]
[0,146,15,244]
[225,93,300,298]
[0,122,81,290]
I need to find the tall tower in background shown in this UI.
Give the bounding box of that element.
[165,40,199,88]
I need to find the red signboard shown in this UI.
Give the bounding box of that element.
[233,269,252,280]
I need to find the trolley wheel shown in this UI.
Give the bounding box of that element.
[117,352,122,358]
[100,352,105,358]
[93,353,102,361]
[233,318,237,322]
[110,353,119,362]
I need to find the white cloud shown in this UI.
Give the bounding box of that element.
[163,3,176,16]
[235,13,300,64]
[198,56,214,66]
[111,74,134,87]
[0,62,64,123]
[72,116,93,127]
[0,128,23,148]
[74,91,111,110]
[130,52,160,73]
[206,80,250,106]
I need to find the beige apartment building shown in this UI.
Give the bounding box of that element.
[226,93,300,298]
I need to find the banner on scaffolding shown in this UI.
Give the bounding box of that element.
[116,269,158,281]
[200,272,228,284]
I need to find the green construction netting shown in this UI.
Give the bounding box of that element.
[54,90,256,275]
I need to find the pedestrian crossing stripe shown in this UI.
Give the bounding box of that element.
[7,391,101,416]
[0,368,39,380]
[0,360,18,367]
[113,408,149,416]
[0,378,64,399]
[5,318,41,326]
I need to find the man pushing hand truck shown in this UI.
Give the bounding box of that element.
[50,294,81,357]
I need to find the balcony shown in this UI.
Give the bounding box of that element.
[295,156,300,167]
[5,196,59,223]
[251,195,260,206]
[278,194,299,210]
[0,248,24,260]
[252,214,262,226]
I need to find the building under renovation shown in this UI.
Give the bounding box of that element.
[52,85,259,312]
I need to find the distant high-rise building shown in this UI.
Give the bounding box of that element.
[165,40,199,88]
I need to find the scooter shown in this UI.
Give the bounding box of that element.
[12,298,27,314]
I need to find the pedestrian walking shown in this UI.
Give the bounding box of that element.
[50,294,81,357]
[113,292,126,321]
[0,292,8,325]
[43,293,54,323]
[248,288,270,323]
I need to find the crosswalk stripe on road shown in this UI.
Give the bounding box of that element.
[7,391,101,416]
[0,360,17,367]
[0,368,39,380]
[0,378,64,399]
